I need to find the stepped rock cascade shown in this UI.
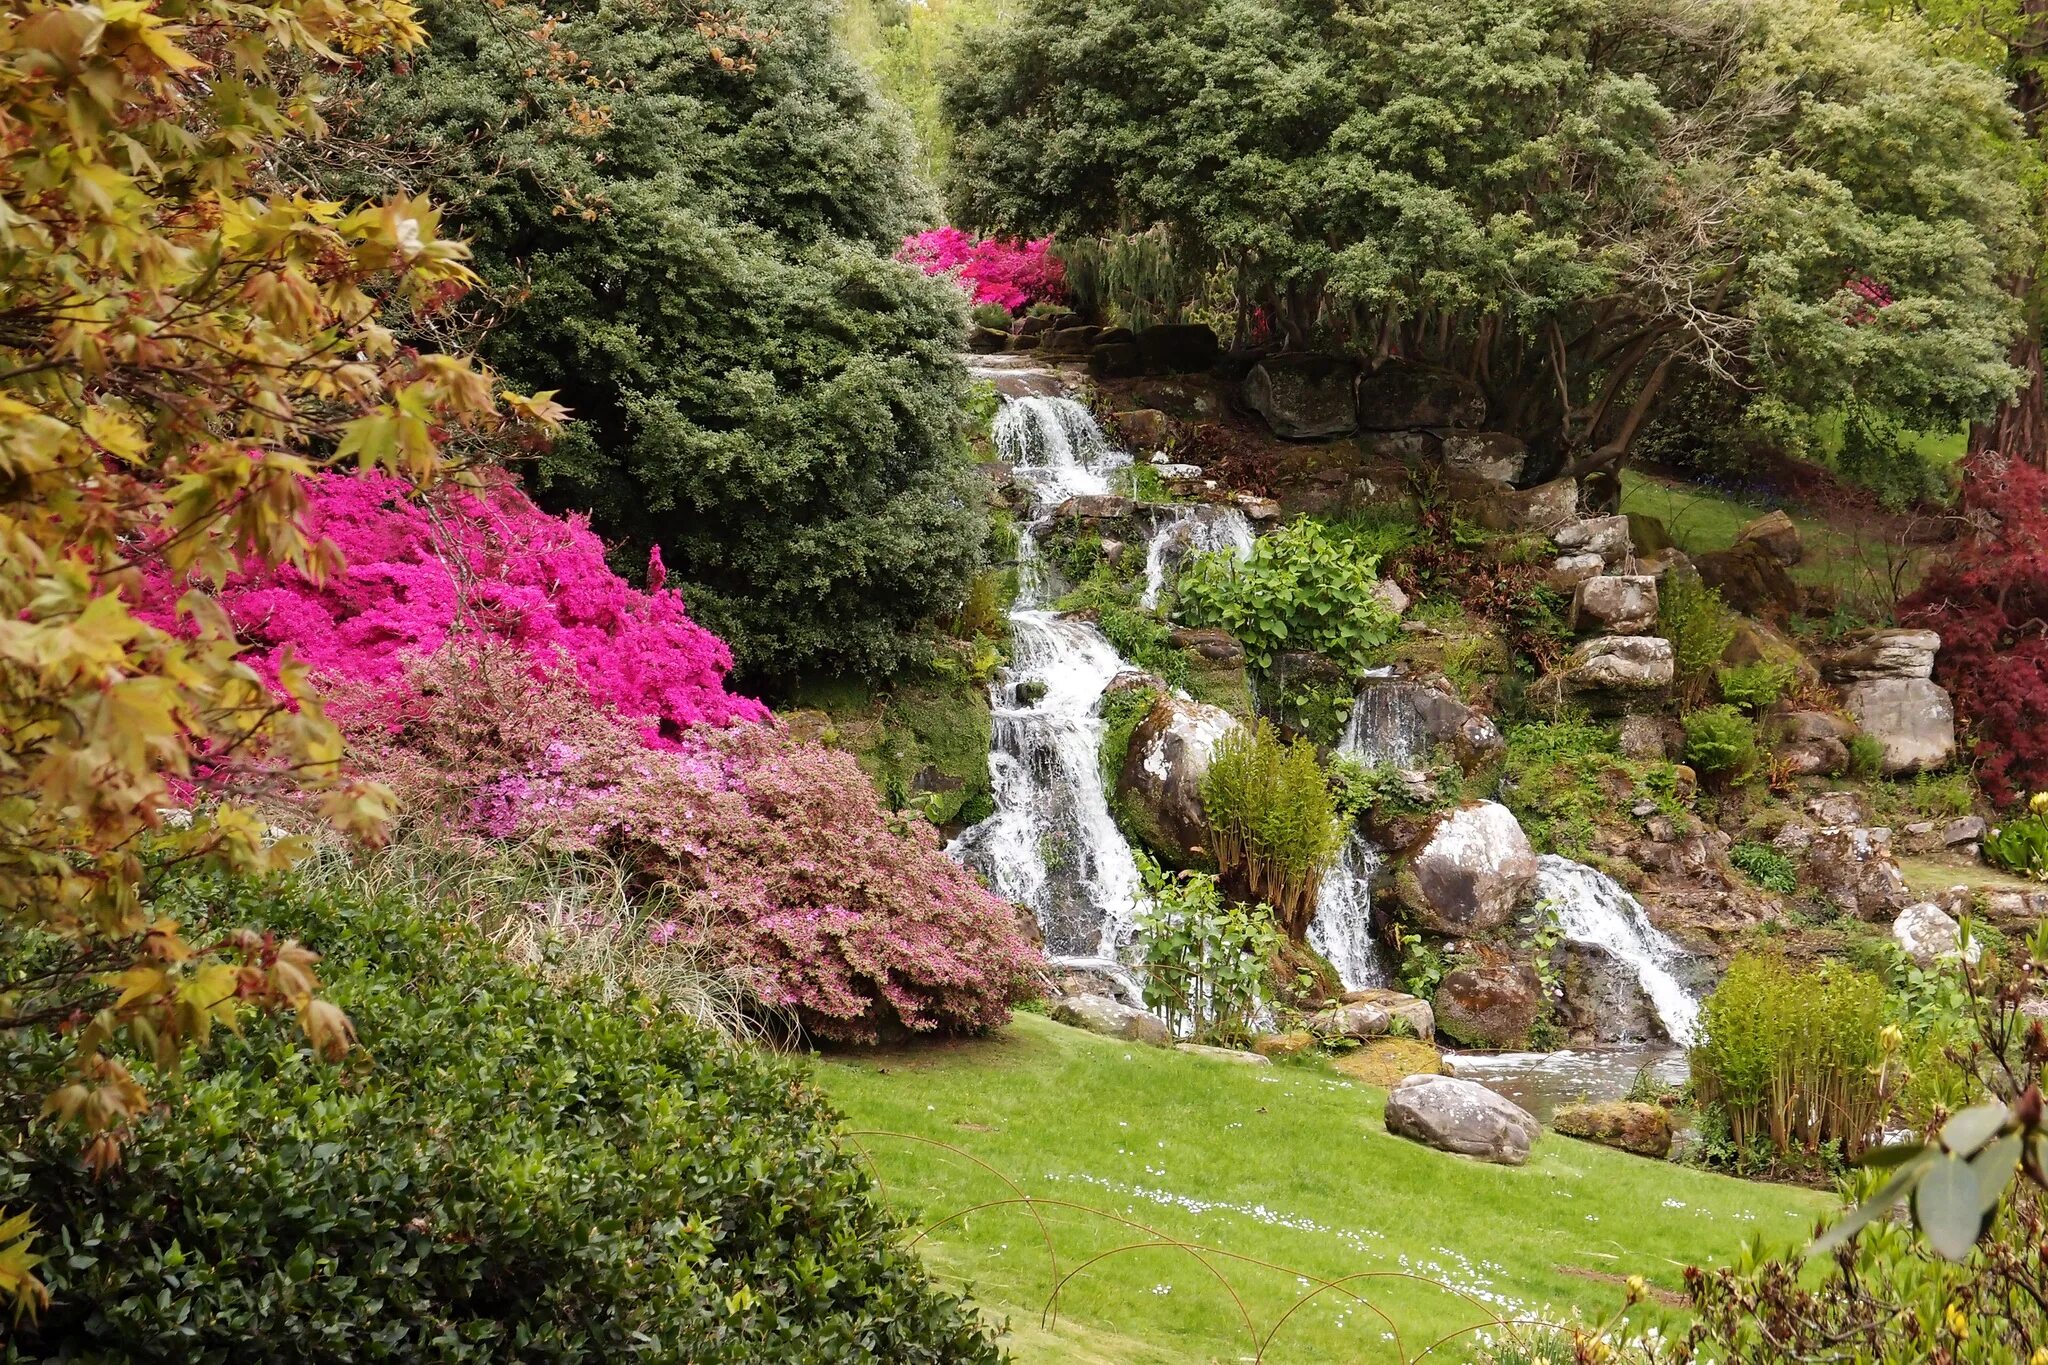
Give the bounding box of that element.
[1532,854,1702,1044]
[1337,676,1428,766]
[1138,505,1255,610]
[1307,672,1402,989]
[952,397,1144,956]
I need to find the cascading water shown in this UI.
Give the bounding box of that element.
[1138,505,1255,610]
[1306,677,1401,989]
[1532,854,1702,1044]
[951,396,1145,956]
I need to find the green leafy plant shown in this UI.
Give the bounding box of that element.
[1394,929,1449,999]
[1730,840,1797,894]
[1498,720,1681,858]
[1098,687,1157,789]
[1200,719,1346,938]
[1984,794,2048,880]
[1716,660,1797,712]
[1659,573,1740,706]
[970,301,1013,330]
[1177,519,1400,677]
[1683,705,1759,783]
[1134,854,1283,1045]
[1848,732,1889,778]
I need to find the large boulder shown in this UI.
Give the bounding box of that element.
[1134,323,1220,375]
[1039,325,1102,356]
[1115,695,1239,865]
[1571,575,1659,636]
[1089,343,1142,378]
[1801,824,1912,921]
[1696,540,1803,622]
[1535,636,1674,713]
[1342,987,1436,1039]
[1554,515,1634,566]
[1347,677,1504,770]
[1551,941,1665,1045]
[1356,359,1487,430]
[1893,902,1968,968]
[1841,678,1956,775]
[1817,628,1941,682]
[1168,626,1246,670]
[1306,1001,1392,1040]
[1554,1101,1673,1158]
[1243,353,1360,439]
[1050,995,1171,1046]
[1114,408,1173,448]
[1735,509,1803,565]
[1439,432,1528,484]
[1433,962,1543,1048]
[1384,1074,1541,1165]
[1393,802,1540,936]
[1458,476,1579,533]
[1052,493,1139,525]
[1546,552,1606,594]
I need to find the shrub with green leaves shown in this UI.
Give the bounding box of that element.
[1683,705,1759,782]
[1848,732,1890,778]
[0,872,1001,1361]
[1659,572,1739,705]
[1716,660,1797,712]
[1134,854,1282,1045]
[1201,719,1346,938]
[1177,519,1399,677]
[1730,840,1797,894]
[1690,954,1891,1163]
[1984,796,2048,880]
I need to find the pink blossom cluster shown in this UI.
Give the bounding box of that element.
[138,471,766,741]
[897,226,1065,313]
[349,643,1040,1041]
[1845,275,1894,326]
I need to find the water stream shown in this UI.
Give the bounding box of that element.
[1306,682,1401,990]
[1533,854,1703,1045]
[1138,505,1254,610]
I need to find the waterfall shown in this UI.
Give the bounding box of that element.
[1532,854,1702,1045]
[950,397,1145,957]
[1138,505,1255,610]
[1336,676,1424,767]
[1305,673,1403,990]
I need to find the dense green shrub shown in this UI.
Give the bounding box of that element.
[334,0,989,681]
[1659,574,1740,706]
[1848,732,1890,778]
[0,873,1001,1362]
[1178,519,1399,677]
[1716,660,1797,712]
[1682,705,1759,782]
[1201,719,1346,938]
[1691,954,1891,1163]
[1984,796,2048,880]
[1133,854,1282,1046]
[1730,840,1798,894]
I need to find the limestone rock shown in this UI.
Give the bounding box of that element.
[1115,408,1173,448]
[1115,695,1239,865]
[1551,941,1666,1045]
[1944,815,1989,848]
[1458,476,1579,533]
[1333,1038,1446,1086]
[1306,1001,1392,1040]
[1776,737,1849,778]
[1554,1101,1673,1158]
[1440,431,1528,484]
[1050,995,1171,1046]
[1244,353,1360,439]
[1394,802,1540,937]
[1347,677,1504,771]
[1384,1074,1541,1165]
[1370,578,1412,618]
[1619,714,1684,761]
[1341,987,1436,1039]
[1893,902,1967,968]
[1175,1043,1272,1066]
[1802,824,1912,921]
[1536,636,1674,713]
[1546,553,1606,594]
[1571,575,1659,636]
[1234,492,1283,521]
[1045,958,1143,1007]
[1696,540,1803,622]
[1169,626,1247,670]
[1554,515,1634,565]
[1841,678,1956,775]
[1356,359,1487,430]
[1433,962,1544,1048]
[1052,493,1138,524]
[1818,628,1942,682]
[1806,790,1873,828]
[1134,323,1219,375]
[1735,509,1803,565]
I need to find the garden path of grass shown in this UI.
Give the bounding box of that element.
[815,1013,1829,1364]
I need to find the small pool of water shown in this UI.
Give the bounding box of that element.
[1445,1047,1688,1123]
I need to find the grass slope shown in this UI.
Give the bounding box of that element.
[816,1014,1830,1364]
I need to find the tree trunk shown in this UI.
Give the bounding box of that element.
[1971,296,2048,468]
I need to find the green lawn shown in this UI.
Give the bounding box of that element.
[815,1014,1829,1364]
[1619,470,1929,605]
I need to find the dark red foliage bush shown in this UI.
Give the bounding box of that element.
[1900,453,2048,805]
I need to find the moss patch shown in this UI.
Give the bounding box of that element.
[786,672,994,828]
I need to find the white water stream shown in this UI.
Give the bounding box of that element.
[1306,681,1401,990]
[1532,854,1702,1045]
[1138,505,1254,610]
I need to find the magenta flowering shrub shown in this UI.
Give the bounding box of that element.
[348,644,1040,1042]
[139,470,765,740]
[898,226,1065,312]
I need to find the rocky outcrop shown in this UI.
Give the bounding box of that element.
[1384,1074,1541,1165]
[1618,714,1684,761]
[1571,575,1658,636]
[1457,476,1579,533]
[1433,962,1543,1048]
[1306,1000,1392,1040]
[1551,941,1665,1045]
[1168,626,1246,670]
[1134,323,1220,375]
[1089,343,1142,378]
[1735,509,1802,565]
[1356,359,1487,430]
[1546,552,1606,594]
[1817,629,1941,682]
[1439,432,1527,484]
[1534,636,1674,713]
[1115,695,1239,865]
[1893,902,1969,967]
[1348,677,1504,772]
[1771,710,1853,779]
[1554,515,1633,567]
[1696,540,1803,622]
[1114,408,1173,448]
[1244,353,1359,439]
[1554,1101,1673,1158]
[1798,823,1912,921]
[1340,987,1436,1039]
[1393,802,1540,936]
[1051,493,1139,525]
[1842,678,1956,775]
[1050,995,1171,1046]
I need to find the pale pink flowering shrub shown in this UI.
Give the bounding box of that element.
[137,470,765,740]
[347,644,1040,1042]
[898,226,1065,312]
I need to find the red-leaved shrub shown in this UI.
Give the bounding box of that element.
[138,470,766,742]
[1900,453,2048,805]
[347,644,1039,1041]
[898,227,1064,312]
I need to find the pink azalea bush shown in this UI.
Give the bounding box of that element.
[139,470,766,741]
[898,226,1065,313]
[348,643,1040,1041]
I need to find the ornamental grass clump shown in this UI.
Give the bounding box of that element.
[1200,719,1345,938]
[1690,953,1892,1163]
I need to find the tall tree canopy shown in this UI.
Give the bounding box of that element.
[336,0,989,682]
[945,0,2035,478]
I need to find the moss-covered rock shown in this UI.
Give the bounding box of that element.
[1333,1038,1446,1086]
[1553,1101,1674,1158]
